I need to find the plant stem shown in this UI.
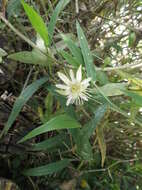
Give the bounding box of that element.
[96,62,142,71]
[0,13,43,53]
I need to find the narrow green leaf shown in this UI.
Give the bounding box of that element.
[61,34,84,65]
[94,84,142,127]
[96,71,108,85]
[19,114,81,143]
[76,21,96,81]
[0,48,7,57]
[8,50,49,66]
[32,134,66,151]
[48,0,70,43]
[23,159,70,176]
[70,128,93,160]
[21,0,49,46]
[129,32,136,48]
[94,83,126,97]
[84,105,108,138]
[60,50,80,67]
[0,77,48,137]
[75,105,108,161]
[44,92,53,120]
[124,90,142,106]
[96,123,106,167]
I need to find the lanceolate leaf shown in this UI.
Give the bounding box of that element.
[32,134,67,151]
[94,83,126,97]
[76,21,96,81]
[61,34,84,65]
[19,114,81,143]
[85,105,108,138]
[23,159,70,176]
[60,50,80,67]
[0,48,7,57]
[70,128,93,160]
[8,50,49,66]
[21,0,49,47]
[72,105,108,161]
[48,0,70,43]
[0,77,48,137]
[124,90,142,106]
[96,123,106,167]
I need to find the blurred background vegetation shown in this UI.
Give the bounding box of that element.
[0,0,142,189]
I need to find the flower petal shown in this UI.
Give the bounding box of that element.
[81,77,91,85]
[56,89,70,96]
[56,84,69,90]
[76,65,82,82]
[57,72,70,85]
[66,96,73,106]
[69,69,75,82]
[80,93,88,101]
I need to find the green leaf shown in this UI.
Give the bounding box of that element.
[86,105,108,165]
[44,92,54,121]
[94,83,126,97]
[32,134,67,151]
[70,128,93,160]
[61,34,84,65]
[85,105,108,138]
[60,50,80,67]
[0,77,48,137]
[76,21,96,81]
[96,123,106,167]
[103,56,111,67]
[21,0,49,46]
[0,48,7,57]
[8,50,49,66]
[23,159,70,176]
[129,32,136,48]
[96,71,108,85]
[124,90,142,106]
[48,0,70,43]
[19,114,81,143]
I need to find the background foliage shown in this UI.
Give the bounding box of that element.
[0,0,142,189]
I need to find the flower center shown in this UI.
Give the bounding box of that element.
[70,83,81,94]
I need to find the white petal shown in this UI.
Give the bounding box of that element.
[76,65,82,82]
[56,89,70,96]
[80,93,88,101]
[69,69,75,82]
[76,97,81,105]
[63,90,70,96]
[57,72,70,85]
[56,84,69,90]
[81,77,91,85]
[84,91,91,97]
[66,96,73,106]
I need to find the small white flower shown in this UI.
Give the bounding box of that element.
[36,33,46,52]
[56,65,91,106]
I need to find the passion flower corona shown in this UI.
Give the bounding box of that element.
[56,65,91,106]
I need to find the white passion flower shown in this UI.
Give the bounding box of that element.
[36,33,46,52]
[56,65,91,106]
